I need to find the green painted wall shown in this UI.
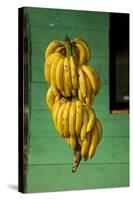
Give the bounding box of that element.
[26,7,129,193]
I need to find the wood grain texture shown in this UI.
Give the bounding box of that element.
[26,164,129,193]
[29,110,129,138]
[28,137,129,165]
[27,7,109,29]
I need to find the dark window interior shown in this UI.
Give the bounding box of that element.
[109,13,129,113]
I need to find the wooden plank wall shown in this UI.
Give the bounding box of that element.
[26,7,129,193]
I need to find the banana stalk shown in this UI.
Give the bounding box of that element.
[72,146,82,173]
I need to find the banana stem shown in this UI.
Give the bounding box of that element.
[72,148,82,173]
[64,35,72,58]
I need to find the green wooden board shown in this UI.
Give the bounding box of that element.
[29,110,129,138]
[30,83,109,111]
[27,7,109,30]
[28,137,129,165]
[26,163,129,193]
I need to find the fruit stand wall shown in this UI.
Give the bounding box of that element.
[26,7,129,192]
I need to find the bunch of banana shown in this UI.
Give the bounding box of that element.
[72,38,91,65]
[44,37,100,104]
[50,98,102,172]
[44,37,91,65]
[44,36,103,173]
[78,64,101,105]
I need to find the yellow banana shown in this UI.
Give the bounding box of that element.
[81,133,91,158]
[56,57,64,91]
[51,85,59,96]
[63,57,71,97]
[64,56,73,88]
[71,42,79,66]
[57,102,67,137]
[52,98,67,129]
[45,40,63,59]
[46,86,55,111]
[52,101,61,130]
[78,67,86,98]
[86,107,96,133]
[69,56,78,89]
[61,90,67,98]
[88,126,98,159]
[87,66,101,95]
[75,100,83,135]
[78,87,84,103]
[84,73,92,104]
[95,118,103,144]
[64,57,73,90]
[62,102,71,138]
[81,65,99,95]
[74,38,91,63]
[69,136,77,150]
[44,52,61,84]
[50,55,62,88]
[80,107,89,141]
[69,102,76,137]
[54,92,61,103]
[75,43,86,66]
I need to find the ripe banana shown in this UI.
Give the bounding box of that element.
[52,98,67,130]
[87,65,101,95]
[44,52,61,84]
[95,118,103,144]
[54,92,61,103]
[69,102,76,137]
[56,102,67,137]
[45,40,63,59]
[51,85,59,96]
[62,102,71,138]
[74,38,91,63]
[63,57,72,97]
[75,43,86,66]
[86,107,96,133]
[56,57,64,91]
[75,100,83,135]
[50,55,62,88]
[84,73,92,105]
[78,87,84,103]
[81,133,91,158]
[80,107,89,141]
[81,65,99,95]
[46,86,55,111]
[64,57,73,90]
[78,67,86,98]
[69,56,78,89]
[88,125,98,159]
[69,136,77,150]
